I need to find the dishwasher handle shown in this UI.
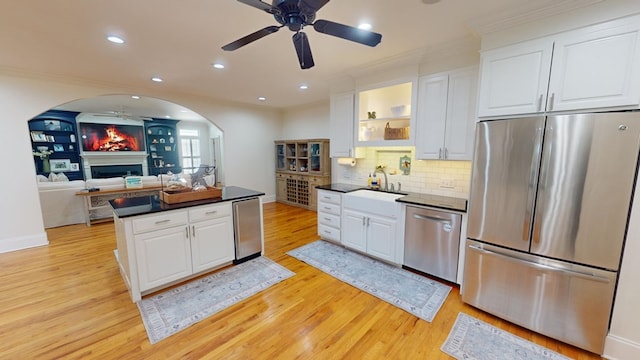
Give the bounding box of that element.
[412,213,451,224]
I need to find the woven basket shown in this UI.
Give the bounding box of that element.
[383,122,410,140]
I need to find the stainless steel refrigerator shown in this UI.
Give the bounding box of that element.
[462,112,640,354]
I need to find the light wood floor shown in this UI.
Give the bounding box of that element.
[0,202,603,359]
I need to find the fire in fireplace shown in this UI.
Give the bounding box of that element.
[79,123,146,152]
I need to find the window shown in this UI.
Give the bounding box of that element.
[179,129,201,173]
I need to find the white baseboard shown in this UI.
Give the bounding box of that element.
[262,194,276,203]
[604,334,640,360]
[0,232,48,254]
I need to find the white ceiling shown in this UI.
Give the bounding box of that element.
[1,0,572,119]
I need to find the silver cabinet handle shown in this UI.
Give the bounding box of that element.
[366,217,370,226]
[192,225,196,237]
[155,219,171,225]
[537,94,543,112]
[444,147,448,159]
[186,226,189,238]
[362,216,366,226]
[438,148,443,159]
[205,210,217,215]
[323,230,331,234]
[468,245,610,283]
[548,92,555,111]
[324,217,332,222]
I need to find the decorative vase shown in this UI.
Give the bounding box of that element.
[42,158,50,173]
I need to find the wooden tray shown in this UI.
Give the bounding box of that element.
[160,186,222,204]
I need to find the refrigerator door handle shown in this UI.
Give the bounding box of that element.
[468,245,611,283]
[523,126,543,243]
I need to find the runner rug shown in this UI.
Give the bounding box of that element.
[287,240,451,322]
[137,256,294,344]
[441,312,571,360]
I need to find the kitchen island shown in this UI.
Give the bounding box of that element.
[110,186,265,302]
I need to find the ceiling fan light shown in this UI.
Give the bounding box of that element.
[299,84,308,90]
[212,63,225,69]
[151,77,163,82]
[358,23,372,30]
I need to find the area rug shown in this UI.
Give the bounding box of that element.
[287,240,451,322]
[441,313,571,360]
[137,256,294,344]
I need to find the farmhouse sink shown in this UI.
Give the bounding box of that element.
[343,190,404,217]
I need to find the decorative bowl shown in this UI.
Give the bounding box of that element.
[390,105,407,117]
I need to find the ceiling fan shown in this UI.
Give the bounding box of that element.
[92,110,153,121]
[222,0,383,69]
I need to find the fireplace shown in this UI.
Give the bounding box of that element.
[91,165,143,179]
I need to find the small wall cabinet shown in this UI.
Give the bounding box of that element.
[29,110,83,180]
[356,80,416,147]
[144,119,181,175]
[477,14,640,117]
[275,139,331,210]
[330,92,363,158]
[415,66,478,160]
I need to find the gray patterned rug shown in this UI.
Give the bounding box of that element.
[288,240,451,322]
[442,313,571,360]
[137,256,294,344]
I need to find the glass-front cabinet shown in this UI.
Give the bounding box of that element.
[356,80,416,146]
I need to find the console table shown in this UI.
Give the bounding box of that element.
[76,186,162,225]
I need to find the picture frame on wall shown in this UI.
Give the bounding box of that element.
[49,159,71,172]
[70,163,80,171]
[53,144,64,152]
[45,120,61,131]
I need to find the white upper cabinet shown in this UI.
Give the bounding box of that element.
[477,38,553,117]
[548,21,640,112]
[355,79,417,147]
[415,67,478,160]
[478,14,640,117]
[329,91,357,158]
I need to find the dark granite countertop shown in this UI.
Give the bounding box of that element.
[316,183,467,212]
[109,186,264,218]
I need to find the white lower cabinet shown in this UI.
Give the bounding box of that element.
[116,202,234,302]
[342,208,398,264]
[135,224,192,292]
[317,190,342,243]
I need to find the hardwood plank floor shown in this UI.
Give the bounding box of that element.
[0,202,603,359]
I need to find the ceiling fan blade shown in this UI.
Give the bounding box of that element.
[299,0,330,12]
[222,26,281,51]
[236,0,281,15]
[292,32,315,70]
[313,19,382,47]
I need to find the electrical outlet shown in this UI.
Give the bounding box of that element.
[439,178,454,189]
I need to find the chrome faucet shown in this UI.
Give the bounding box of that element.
[374,167,388,192]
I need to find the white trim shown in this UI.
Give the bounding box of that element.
[0,232,48,254]
[604,334,640,360]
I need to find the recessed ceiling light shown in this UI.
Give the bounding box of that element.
[107,35,125,44]
[151,77,163,82]
[131,95,140,99]
[299,84,308,90]
[258,97,266,101]
[358,23,372,30]
[212,63,225,69]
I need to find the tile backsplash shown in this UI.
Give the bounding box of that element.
[335,147,471,199]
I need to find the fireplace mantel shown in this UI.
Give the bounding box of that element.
[81,152,148,179]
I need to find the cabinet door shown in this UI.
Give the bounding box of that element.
[191,217,234,273]
[477,37,553,117]
[135,226,191,292]
[330,92,356,158]
[276,175,287,202]
[415,74,448,160]
[366,215,397,263]
[342,209,367,253]
[548,21,640,112]
[443,67,478,160]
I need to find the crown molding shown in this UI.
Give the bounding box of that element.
[467,0,604,35]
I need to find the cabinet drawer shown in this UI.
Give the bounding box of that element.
[189,203,231,223]
[317,191,341,205]
[132,210,189,234]
[318,212,340,228]
[318,224,341,242]
[317,202,340,216]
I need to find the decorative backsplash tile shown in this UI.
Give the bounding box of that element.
[335,147,471,199]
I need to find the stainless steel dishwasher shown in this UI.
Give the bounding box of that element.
[232,197,263,264]
[404,205,461,282]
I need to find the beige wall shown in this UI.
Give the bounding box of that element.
[0,72,282,253]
